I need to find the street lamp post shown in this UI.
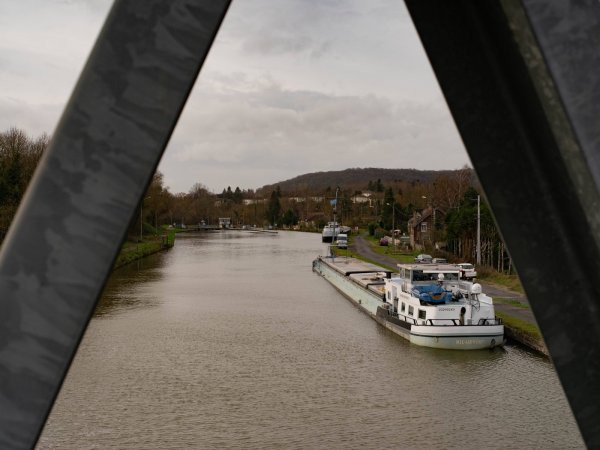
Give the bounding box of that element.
[333,186,339,241]
[154,193,160,235]
[392,201,395,247]
[386,201,396,247]
[140,196,150,242]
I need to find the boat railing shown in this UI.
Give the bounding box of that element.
[387,309,503,327]
[392,312,418,325]
[477,317,503,326]
[423,317,504,326]
[425,318,462,326]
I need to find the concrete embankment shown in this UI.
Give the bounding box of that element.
[349,235,548,356]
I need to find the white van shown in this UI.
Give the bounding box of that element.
[336,233,348,249]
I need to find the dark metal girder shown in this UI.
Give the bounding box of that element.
[404,0,600,446]
[0,1,230,448]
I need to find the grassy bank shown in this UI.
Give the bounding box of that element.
[475,267,524,293]
[113,229,175,269]
[495,297,529,309]
[495,310,547,355]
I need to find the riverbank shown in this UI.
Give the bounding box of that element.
[347,234,548,356]
[113,230,175,269]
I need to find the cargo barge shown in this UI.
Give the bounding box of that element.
[312,255,504,350]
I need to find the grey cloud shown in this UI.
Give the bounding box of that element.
[242,34,311,56]
[54,0,112,14]
[0,98,60,136]
[221,0,354,59]
[310,41,332,59]
[162,81,468,192]
[1,0,466,194]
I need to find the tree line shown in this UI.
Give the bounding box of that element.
[0,127,514,274]
[0,128,48,241]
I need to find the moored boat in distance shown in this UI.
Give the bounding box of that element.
[312,256,504,350]
[321,223,351,243]
[321,221,340,242]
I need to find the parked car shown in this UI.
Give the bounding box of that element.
[379,237,389,246]
[432,257,448,264]
[336,233,348,249]
[414,254,432,263]
[457,263,477,280]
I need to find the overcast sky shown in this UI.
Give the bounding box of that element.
[1,0,470,194]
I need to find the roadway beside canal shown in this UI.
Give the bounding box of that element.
[348,234,548,356]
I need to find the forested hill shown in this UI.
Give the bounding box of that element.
[256,167,467,194]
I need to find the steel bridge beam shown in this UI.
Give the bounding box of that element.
[405,1,600,446]
[0,1,230,448]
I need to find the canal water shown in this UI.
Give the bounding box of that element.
[38,231,583,449]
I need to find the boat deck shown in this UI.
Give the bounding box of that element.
[323,256,389,275]
[320,256,390,296]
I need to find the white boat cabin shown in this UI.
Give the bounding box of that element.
[321,221,340,242]
[383,263,497,327]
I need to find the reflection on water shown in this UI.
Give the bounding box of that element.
[38,231,584,449]
[95,252,167,317]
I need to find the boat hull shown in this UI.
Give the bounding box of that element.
[410,325,504,350]
[313,256,504,350]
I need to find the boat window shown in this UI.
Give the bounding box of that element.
[418,309,426,320]
[414,270,460,282]
[412,270,425,281]
[442,272,459,281]
[408,305,414,316]
[387,291,391,300]
[401,302,406,313]
[414,270,439,282]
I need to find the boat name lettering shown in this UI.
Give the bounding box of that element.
[456,339,484,345]
[438,308,456,312]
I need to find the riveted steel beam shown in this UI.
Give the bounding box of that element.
[0,1,230,448]
[404,0,600,446]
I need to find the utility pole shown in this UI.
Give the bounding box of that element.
[476,195,481,264]
[392,200,395,247]
[140,196,150,241]
[333,186,339,241]
[140,204,143,243]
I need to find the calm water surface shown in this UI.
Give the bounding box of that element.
[38,231,584,449]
